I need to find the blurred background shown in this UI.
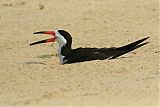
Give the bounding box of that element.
[0,0,159,107]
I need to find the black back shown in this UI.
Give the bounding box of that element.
[57,30,149,64]
[63,37,149,64]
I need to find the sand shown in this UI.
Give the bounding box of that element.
[0,0,159,107]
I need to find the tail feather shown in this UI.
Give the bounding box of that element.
[109,37,149,59]
[117,37,149,51]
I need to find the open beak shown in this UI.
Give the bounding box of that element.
[30,31,56,46]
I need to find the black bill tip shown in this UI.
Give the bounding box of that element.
[33,31,45,34]
[30,39,47,46]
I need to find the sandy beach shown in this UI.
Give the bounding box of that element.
[0,0,159,107]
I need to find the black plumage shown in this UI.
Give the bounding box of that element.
[58,30,149,64]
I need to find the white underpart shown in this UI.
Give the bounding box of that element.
[55,30,68,64]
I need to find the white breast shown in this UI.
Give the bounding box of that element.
[55,30,68,64]
[57,46,69,64]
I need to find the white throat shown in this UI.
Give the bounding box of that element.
[55,30,68,64]
[55,30,67,47]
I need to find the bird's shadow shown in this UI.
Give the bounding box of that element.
[65,37,149,64]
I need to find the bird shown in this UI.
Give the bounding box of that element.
[30,29,149,64]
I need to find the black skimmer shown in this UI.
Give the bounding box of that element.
[30,30,149,64]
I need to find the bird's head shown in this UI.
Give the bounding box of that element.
[30,30,72,47]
